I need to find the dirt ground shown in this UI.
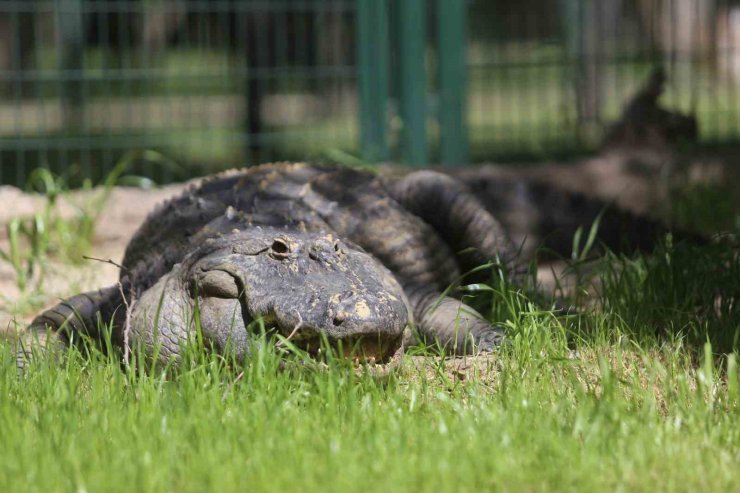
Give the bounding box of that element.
[0,184,187,332]
[1,149,736,335]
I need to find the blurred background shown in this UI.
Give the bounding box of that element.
[0,0,738,186]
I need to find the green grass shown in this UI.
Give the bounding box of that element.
[1,237,738,492]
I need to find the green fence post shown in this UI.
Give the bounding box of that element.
[397,0,427,166]
[56,0,85,129]
[357,0,390,162]
[437,0,469,166]
[560,0,601,142]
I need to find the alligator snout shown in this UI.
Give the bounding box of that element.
[273,290,406,362]
[328,291,377,328]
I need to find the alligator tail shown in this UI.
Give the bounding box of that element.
[463,174,705,260]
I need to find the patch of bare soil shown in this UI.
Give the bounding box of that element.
[398,347,697,410]
[0,184,186,333]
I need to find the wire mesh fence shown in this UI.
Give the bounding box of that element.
[468,0,740,160]
[0,0,738,186]
[0,0,359,185]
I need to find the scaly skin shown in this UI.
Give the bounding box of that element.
[18,162,686,369]
[452,166,697,260]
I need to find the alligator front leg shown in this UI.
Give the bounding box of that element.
[16,284,125,370]
[404,284,504,354]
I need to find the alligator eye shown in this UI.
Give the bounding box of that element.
[270,238,291,259]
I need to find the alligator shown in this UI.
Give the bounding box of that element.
[16,162,678,368]
[602,67,698,150]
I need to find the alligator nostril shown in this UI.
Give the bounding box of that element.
[332,312,346,326]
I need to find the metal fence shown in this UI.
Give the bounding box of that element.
[0,0,360,185]
[467,0,740,160]
[0,0,738,186]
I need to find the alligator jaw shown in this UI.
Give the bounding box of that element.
[282,332,402,364]
[248,311,403,364]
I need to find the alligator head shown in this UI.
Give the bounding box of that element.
[130,228,409,364]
